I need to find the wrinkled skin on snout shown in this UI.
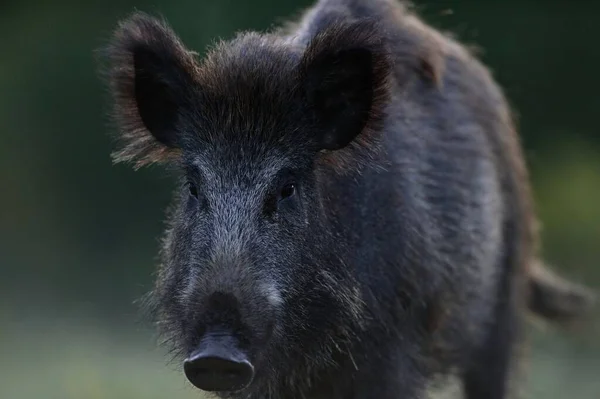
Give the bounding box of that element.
[103,13,388,395]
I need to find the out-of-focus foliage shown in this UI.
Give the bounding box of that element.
[0,1,598,398]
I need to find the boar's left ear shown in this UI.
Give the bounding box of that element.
[299,20,391,151]
[100,12,199,168]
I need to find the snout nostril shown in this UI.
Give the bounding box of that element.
[183,336,254,392]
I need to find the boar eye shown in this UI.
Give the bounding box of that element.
[264,181,297,217]
[187,181,198,199]
[279,182,296,201]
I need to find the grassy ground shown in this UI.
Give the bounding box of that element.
[1,318,599,399]
[0,320,198,399]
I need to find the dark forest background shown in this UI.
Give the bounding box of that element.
[1,0,598,398]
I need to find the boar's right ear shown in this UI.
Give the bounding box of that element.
[299,21,391,152]
[101,13,199,168]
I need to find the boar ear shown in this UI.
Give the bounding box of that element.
[101,12,199,167]
[299,21,391,151]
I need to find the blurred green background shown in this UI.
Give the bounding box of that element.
[1,0,598,398]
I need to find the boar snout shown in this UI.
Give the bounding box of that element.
[182,283,279,392]
[184,332,255,392]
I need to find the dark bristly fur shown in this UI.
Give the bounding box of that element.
[99,1,594,398]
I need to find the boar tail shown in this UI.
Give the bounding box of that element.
[527,258,596,324]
